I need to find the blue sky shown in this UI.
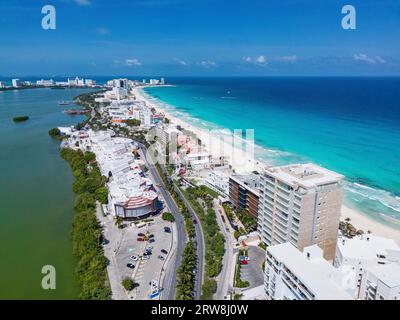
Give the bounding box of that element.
[0,0,399,76]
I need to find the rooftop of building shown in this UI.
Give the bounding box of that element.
[267,242,353,300]
[366,263,400,288]
[230,173,260,195]
[264,163,343,189]
[337,234,400,261]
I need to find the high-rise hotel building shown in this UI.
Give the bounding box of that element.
[258,163,343,260]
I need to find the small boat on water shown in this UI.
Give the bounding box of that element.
[58,100,71,105]
[63,109,87,115]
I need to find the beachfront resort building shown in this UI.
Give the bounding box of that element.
[0,81,5,88]
[264,242,353,300]
[229,174,260,218]
[205,170,230,197]
[334,234,400,298]
[258,163,343,260]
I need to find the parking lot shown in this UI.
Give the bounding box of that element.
[240,246,265,289]
[114,215,174,300]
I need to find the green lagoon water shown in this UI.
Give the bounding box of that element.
[0,88,92,299]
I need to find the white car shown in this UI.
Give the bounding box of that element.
[130,255,138,261]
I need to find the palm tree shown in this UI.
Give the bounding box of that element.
[114,216,123,228]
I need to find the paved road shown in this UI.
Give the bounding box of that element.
[213,200,236,300]
[137,144,187,300]
[133,140,205,300]
[173,183,205,299]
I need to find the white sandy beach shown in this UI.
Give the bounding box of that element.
[134,87,400,245]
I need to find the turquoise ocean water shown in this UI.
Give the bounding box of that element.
[143,77,400,229]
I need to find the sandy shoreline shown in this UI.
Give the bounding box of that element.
[134,87,400,245]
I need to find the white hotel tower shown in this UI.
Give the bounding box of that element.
[258,163,343,260]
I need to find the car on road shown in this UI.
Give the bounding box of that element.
[138,233,145,237]
[141,256,150,260]
[148,238,155,243]
[161,249,168,255]
[164,227,171,233]
[130,255,138,261]
[193,219,197,224]
[240,260,249,265]
[148,234,155,239]
[239,256,250,261]
[127,263,135,269]
[147,246,154,250]
[158,255,165,261]
[137,238,145,242]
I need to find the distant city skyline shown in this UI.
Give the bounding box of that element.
[0,0,399,76]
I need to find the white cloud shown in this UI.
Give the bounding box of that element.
[174,58,187,66]
[242,56,252,63]
[97,27,110,35]
[256,55,266,64]
[276,55,297,63]
[353,53,386,64]
[74,0,91,6]
[199,60,217,68]
[124,59,142,67]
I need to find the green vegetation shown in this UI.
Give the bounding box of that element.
[222,203,235,221]
[258,241,267,251]
[95,186,109,204]
[60,148,111,300]
[176,240,196,300]
[201,278,217,300]
[182,185,225,299]
[13,115,29,122]
[234,250,249,288]
[162,212,175,222]
[121,278,138,291]
[125,119,141,127]
[235,208,257,231]
[48,127,61,139]
[233,293,243,300]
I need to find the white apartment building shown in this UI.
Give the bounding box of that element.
[67,77,85,86]
[205,170,230,197]
[258,163,343,260]
[12,78,22,87]
[85,79,96,86]
[0,81,5,88]
[264,242,353,300]
[36,79,55,86]
[359,263,400,300]
[334,234,400,298]
[186,151,211,170]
